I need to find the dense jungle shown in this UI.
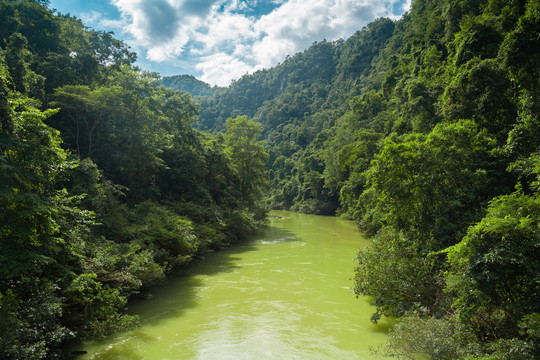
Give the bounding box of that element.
[1,0,539,359]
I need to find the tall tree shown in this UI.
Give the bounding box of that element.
[0,51,87,359]
[225,116,269,205]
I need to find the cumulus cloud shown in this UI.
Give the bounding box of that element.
[110,0,411,86]
[249,0,389,69]
[138,1,181,43]
[403,0,412,12]
[196,52,254,86]
[197,12,257,49]
[182,0,216,16]
[111,0,185,61]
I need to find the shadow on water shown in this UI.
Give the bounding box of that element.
[67,214,393,359]
[129,225,302,322]
[68,225,301,357]
[370,317,396,333]
[71,347,145,360]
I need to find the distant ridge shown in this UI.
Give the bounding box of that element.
[160,74,218,97]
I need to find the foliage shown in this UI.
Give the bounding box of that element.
[0,279,72,360]
[375,313,481,360]
[364,120,506,250]
[0,51,82,357]
[160,74,217,97]
[225,116,269,205]
[184,0,540,358]
[446,180,540,346]
[354,228,446,322]
[63,274,138,339]
[0,1,269,358]
[1,0,539,357]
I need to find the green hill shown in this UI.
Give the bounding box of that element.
[1,0,539,358]
[160,74,217,97]
[183,1,540,357]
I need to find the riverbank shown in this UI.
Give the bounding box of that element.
[71,211,390,359]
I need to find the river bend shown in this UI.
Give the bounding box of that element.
[77,211,390,359]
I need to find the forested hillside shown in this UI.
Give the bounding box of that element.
[2,0,539,358]
[160,74,217,97]
[166,0,540,358]
[0,1,268,358]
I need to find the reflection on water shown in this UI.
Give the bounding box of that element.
[76,211,390,359]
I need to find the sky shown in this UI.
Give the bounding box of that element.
[49,0,411,87]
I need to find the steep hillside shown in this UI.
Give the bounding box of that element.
[175,0,538,218]
[191,18,395,135]
[164,0,540,358]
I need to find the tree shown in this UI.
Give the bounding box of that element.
[3,32,44,97]
[442,59,516,142]
[225,116,269,205]
[52,85,122,157]
[0,50,86,358]
[446,184,540,344]
[354,228,445,322]
[0,55,78,288]
[0,279,72,360]
[377,312,481,360]
[363,120,506,250]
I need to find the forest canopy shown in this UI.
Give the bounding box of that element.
[1,0,539,359]
[0,1,267,358]
[165,0,540,358]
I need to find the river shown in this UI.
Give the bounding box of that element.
[76,211,390,359]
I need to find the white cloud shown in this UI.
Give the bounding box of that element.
[197,12,257,49]
[78,10,127,34]
[110,0,411,86]
[403,0,412,12]
[196,52,254,86]
[249,0,387,68]
[99,18,127,29]
[223,0,249,11]
[80,10,102,25]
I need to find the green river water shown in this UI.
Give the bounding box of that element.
[76,211,390,359]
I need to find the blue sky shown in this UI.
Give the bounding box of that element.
[49,0,411,86]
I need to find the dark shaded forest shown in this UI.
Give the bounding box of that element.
[1,0,539,358]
